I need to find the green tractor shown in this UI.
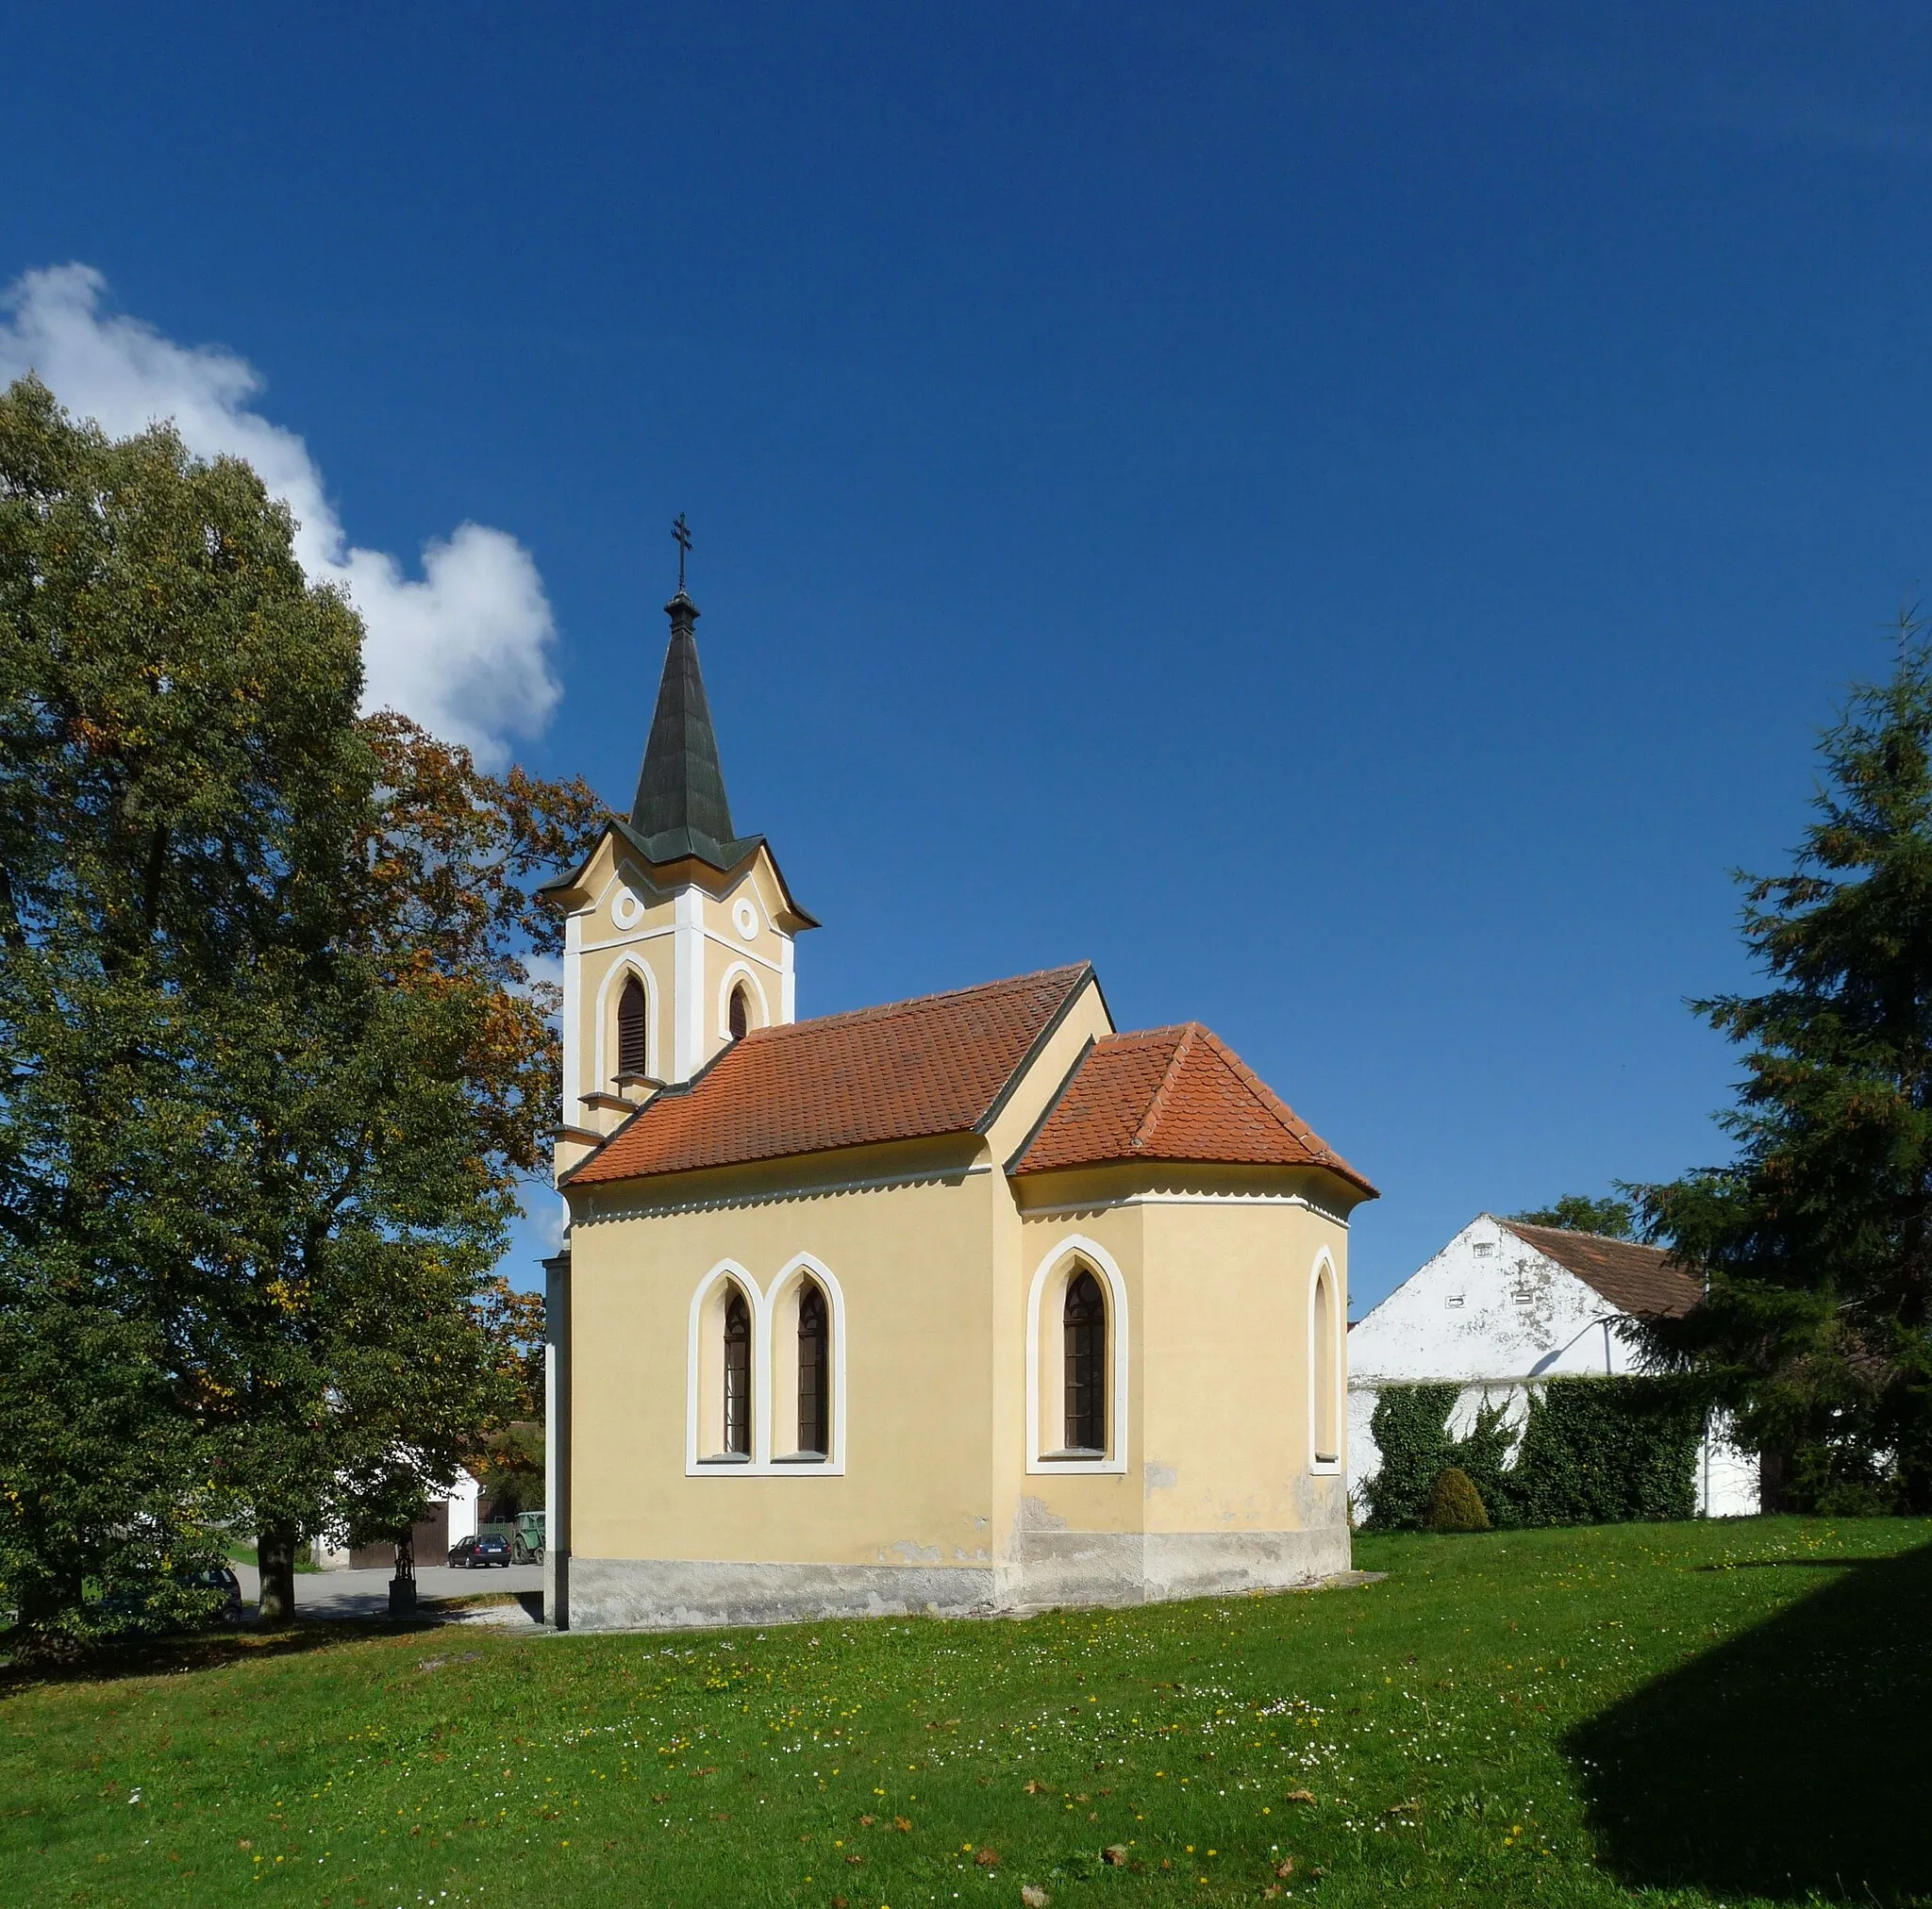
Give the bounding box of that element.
[511,1510,545,1565]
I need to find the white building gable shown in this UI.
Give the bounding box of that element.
[1347,1213,1758,1518]
[1351,1212,1642,1388]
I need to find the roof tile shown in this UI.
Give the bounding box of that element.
[1499,1220,1702,1319]
[1011,1024,1374,1194]
[567,964,1091,1187]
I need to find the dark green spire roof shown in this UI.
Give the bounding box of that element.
[626,591,758,870]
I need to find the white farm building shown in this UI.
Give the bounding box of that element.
[1348,1214,1759,1519]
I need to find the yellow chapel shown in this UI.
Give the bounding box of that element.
[538,585,1374,1630]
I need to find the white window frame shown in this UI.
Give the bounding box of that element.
[1024,1234,1129,1476]
[715,960,771,1042]
[1308,1247,1343,1475]
[593,952,660,1089]
[684,1253,847,1477]
[764,1253,848,1473]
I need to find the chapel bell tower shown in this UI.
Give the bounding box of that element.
[541,544,817,1184]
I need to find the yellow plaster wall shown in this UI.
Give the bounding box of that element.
[1013,1169,1353,1537]
[1137,1196,1348,1533]
[560,962,1357,1582]
[694,859,791,1041]
[1005,1200,1147,1539]
[567,1140,1010,1571]
[564,837,795,1112]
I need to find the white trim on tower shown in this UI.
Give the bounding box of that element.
[672,886,706,1080]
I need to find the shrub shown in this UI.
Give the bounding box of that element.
[1364,1375,1704,1530]
[1364,1384,1458,1529]
[1425,1466,1491,1531]
[1507,1376,1701,1526]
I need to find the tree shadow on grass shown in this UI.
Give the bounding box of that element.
[1567,1540,1932,1905]
[0,1615,449,1696]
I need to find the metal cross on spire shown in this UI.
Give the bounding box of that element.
[672,512,692,593]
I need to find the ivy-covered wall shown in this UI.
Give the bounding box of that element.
[1364,1376,1703,1530]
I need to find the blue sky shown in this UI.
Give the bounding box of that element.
[6,3,1932,1306]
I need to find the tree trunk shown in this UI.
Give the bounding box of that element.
[1758,1445,1796,1515]
[256,1519,299,1626]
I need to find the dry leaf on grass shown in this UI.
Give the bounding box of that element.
[974,1848,1000,1868]
[858,1814,874,1826]
[1102,1845,1129,1867]
[1023,1779,1050,1795]
[1285,1788,1316,1804]
[893,1816,912,1832]
[1275,1858,1295,1878]
[1020,1887,1051,1908]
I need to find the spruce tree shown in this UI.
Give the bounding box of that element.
[1641,624,1932,1511]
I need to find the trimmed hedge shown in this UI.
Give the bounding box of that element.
[1507,1375,1701,1526]
[1365,1376,1703,1530]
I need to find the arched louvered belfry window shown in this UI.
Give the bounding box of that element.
[796,1280,829,1456]
[1063,1269,1107,1453]
[723,1287,752,1456]
[728,982,750,1042]
[616,971,648,1077]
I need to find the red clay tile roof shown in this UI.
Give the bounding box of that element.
[566,964,1094,1187]
[1499,1220,1702,1319]
[1010,1024,1375,1195]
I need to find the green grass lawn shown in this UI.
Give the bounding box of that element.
[4,1516,1928,1908]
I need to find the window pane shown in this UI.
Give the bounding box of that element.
[724,1289,751,1455]
[1063,1270,1106,1452]
[728,985,749,1041]
[797,1282,828,1455]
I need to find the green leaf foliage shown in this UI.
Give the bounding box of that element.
[1509,1194,1636,1239]
[0,377,605,1642]
[1366,1379,1701,1530]
[1362,1382,1458,1530]
[1424,1465,1491,1530]
[1506,1378,1702,1527]
[1635,622,1932,1511]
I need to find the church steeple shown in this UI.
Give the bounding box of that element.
[537,523,817,1147]
[627,589,748,869]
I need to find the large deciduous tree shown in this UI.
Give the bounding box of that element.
[1638,627,1932,1512]
[1510,1194,1637,1239]
[0,375,601,1640]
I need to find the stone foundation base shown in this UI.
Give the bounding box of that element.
[563,1526,1350,1632]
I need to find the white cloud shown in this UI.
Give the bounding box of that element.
[0,263,558,765]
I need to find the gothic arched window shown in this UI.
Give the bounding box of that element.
[728,982,750,1042]
[1313,1263,1340,1466]
[616,971,648,1077]
[1063,1269,1107,1453]
[796,1280,829,1456]
[723,1287,752,1456]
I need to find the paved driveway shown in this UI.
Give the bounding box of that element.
[231,1562,544,1622]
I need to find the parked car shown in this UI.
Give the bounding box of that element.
[98,1563,243,1628]
[190,1564,245,1623]
[447,1533,512,1569]
[511,1510,545,1565]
